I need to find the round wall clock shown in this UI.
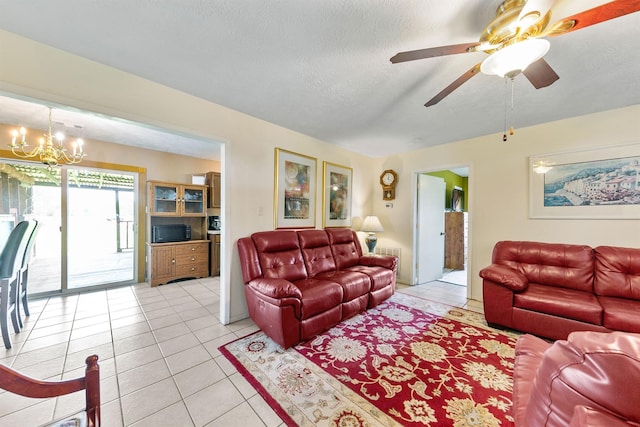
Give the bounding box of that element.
[379,169,398,200]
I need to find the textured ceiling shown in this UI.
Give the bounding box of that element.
[0,1,639,159]
[0,96,221,161]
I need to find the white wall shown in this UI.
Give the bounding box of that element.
[0,30,375,323]
[371,105,640,300]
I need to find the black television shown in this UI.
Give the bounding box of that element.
[451,187,464,212]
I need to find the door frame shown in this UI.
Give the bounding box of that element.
[411,166,472,296]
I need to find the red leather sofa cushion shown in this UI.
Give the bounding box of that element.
[594,246,640,299]
[514,283,602,325]
[493,241,595,293]
[292,278,344,319]
[315,270,370,301]
[252,230,308,282]
[298,229,337,276]
[346,265,394,292]
[298,229,372,301]
[598,296,640,332]
[326,228,362,269]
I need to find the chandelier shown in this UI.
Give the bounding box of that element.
[9,107,86,167]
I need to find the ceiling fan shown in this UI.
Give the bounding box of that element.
[391,0,640,107]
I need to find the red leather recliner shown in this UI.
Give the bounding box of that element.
[237,228,397,348]
[513,331,640,427]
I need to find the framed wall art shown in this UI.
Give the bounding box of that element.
[322,162,352,227]
[274,148,317,228]
[529,143,640,219]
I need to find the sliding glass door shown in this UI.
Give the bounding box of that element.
[66,168,136,289]
[29,179,62,293]
[0,160,139,295]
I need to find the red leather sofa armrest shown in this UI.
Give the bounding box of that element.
[479,264,528,291]
[247,278,303,300]
[359,254,398,271]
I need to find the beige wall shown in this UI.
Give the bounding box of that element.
[0,30,375,323]
[2,29,638,320]
[371,105,640,300]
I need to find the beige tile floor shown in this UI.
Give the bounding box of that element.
[0,277,480,427]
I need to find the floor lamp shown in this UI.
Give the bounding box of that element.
[360,215,384,254]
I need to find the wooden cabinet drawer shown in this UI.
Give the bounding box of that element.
[175,262,208,276]
[175,252,208,265]
[175,243,208,256]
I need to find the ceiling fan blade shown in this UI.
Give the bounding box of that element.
[545,0,640,36]
[425,63,481,107]
[523,58,560,89]
[391,42,479,64]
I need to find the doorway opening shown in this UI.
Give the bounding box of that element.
[414,167,469,288]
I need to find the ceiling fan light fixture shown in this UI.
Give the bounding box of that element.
[480,38,550,77]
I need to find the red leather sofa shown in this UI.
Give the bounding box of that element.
[513,331,640,426]
[237,228,397,348]
[479,241,640,340]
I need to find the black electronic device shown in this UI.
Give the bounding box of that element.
[151,224,191,243]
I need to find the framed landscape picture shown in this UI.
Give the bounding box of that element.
[274,148,316,228]
[322,162,352,227]
[529,143,640,219]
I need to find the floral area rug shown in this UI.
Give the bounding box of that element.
[220,292,519,426]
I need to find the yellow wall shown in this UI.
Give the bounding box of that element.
[2,29,638,319]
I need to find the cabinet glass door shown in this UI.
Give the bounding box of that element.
[182,186,205,215]
[152,184,179,214]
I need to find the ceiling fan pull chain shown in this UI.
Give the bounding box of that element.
[503,77,517,142]
[502,77,507,142]
[503,77,508,142]
[510,77,515,137]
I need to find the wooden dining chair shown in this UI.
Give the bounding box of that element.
[0,354,101,427]
[16,220,39,329]
[0,220,31,349]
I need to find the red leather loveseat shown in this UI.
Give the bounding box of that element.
[479,241,640,340]
[513,331,640,426]
[237,228,397,348]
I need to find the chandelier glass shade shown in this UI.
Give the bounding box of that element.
[480,39,550,78]
[9,107,86,167]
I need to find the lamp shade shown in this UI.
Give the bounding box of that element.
[480,39,550,78]
[360,215,384,233]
